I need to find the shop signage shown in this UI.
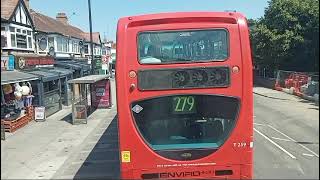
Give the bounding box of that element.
[34,106,46,121]
[91,80,111,108]
[95,58,102,68]
[1,55,14,71]
[15,56,54,69]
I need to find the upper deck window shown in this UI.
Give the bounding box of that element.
[138,29,228,64]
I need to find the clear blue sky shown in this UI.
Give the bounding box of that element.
[30,0,269,41]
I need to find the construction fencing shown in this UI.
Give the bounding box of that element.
[274,70,319,102]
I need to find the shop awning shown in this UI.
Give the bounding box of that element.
[68,75,110,84]
[23,70,60,82]
[55,61,82,70]
[1,70,39,85]
[40,67,74,77]
[70,61,91,71]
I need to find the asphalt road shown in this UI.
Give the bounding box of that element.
[52,85,319,179]
[253,88,319,179]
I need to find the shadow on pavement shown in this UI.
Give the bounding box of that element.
[60,113,73,124]
[74,115,120,179]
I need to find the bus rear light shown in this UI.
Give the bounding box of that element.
[232,66,240,73]
[129,70,137,78]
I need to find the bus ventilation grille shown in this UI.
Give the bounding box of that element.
[138,66,230,90]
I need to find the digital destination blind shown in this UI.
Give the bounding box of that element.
[172,96,196,114]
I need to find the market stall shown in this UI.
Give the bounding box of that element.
[1,70,38,133]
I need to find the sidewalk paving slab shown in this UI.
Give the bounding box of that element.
[1,79,118,180]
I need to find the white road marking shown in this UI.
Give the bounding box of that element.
[254,128,296,159]
[253,123,266,126]
[302,153,315,157]
[267,125,319,158]
[271,137,292,142]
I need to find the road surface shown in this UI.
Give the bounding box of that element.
[52,86,319,179]
[253,87,319,179]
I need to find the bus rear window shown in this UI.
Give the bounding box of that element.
[138,29,228,64]
[131,95,239,151]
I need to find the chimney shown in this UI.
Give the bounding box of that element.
[56,12,68,25]
[24,0,30,11]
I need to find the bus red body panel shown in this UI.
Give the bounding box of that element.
[116,12,253,179]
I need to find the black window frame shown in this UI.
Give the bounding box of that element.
[136,28,230,65]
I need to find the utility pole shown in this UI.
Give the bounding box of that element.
[88,0,94,75]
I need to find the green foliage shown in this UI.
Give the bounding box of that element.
[250,0,319,72]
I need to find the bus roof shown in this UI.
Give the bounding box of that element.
[118,11,247,26]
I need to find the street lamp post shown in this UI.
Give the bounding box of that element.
[88,0,94,75]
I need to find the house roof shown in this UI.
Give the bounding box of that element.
[30,9,84,39]
[1,0,20,20]
[82,32,101,44]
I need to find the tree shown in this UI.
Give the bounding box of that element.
[250,0,319,73]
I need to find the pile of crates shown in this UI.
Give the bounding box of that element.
[1,106,34,133]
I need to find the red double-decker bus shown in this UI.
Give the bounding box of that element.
[116,12,253,179]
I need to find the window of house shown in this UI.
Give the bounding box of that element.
[28,37,32,49]
[57,36,69,52]
[9,26,33,49]
[64,38,68,52]
[11,34,16,47]
[57,37,62,51]
[72,40,79,53]
[84,44,89,54]
[9,27,15,32]
[1,27,5,31]
[48,37,54,48]
[16,34,27,48]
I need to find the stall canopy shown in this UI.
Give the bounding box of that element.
[23,69,60,82]
[1,70,39,85]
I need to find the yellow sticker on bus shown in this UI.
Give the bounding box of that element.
[121,151,131,163]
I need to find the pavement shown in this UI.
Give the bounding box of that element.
[1,82,318,179]
[1,79,118,179]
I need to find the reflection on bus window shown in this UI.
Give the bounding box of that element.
[138,29,228,64]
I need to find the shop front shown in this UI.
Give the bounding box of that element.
[1,55,39,133]
[24,70,62,117]
[41,67,74,106]
[15,55,63,117]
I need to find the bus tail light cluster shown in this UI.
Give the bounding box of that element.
[138,66,230,90]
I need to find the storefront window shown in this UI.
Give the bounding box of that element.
[43,79,61,117]
[43,79,59,92]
